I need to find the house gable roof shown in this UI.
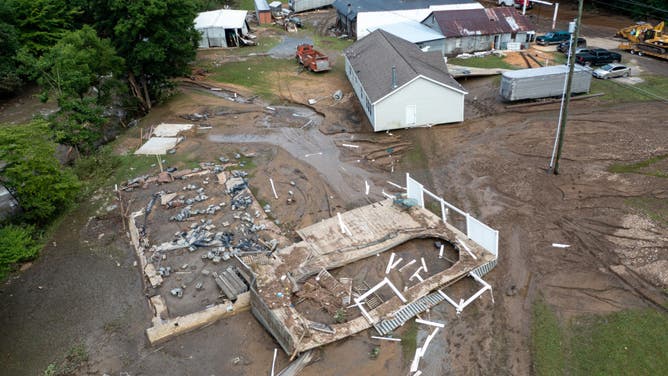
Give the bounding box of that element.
[426,7,534,38]
[344,29,465,103]
[333,0,480,21]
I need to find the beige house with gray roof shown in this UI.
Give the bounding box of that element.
[344,30,467,132]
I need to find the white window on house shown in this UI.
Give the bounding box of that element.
[405,105,417,125]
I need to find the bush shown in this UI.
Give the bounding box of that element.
[0,120,81,224]
[0,224,41,279]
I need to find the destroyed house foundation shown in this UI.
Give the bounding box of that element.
[249,174,499,355]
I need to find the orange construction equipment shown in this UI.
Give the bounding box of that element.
[617,22,654,42]
[619,21,668,61]
[296,44,331,72]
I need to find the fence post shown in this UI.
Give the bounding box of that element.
[440,200,447,223]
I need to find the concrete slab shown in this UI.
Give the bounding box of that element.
[152,123,194,137]
[135,137,180,155]
[614,76,644,85]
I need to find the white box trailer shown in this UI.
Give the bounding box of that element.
[288,0,334,13]
[499,65,592,101]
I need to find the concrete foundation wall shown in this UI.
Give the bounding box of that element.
[250,280,295,354]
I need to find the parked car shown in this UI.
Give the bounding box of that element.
[575,48,622,66]
[498,0,514,5]
[556,38,587,53]
[592,63,631,79]
[536,31,570,46]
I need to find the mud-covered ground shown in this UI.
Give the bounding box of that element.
[1,5,667,376]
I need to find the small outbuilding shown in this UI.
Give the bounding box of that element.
[254,0,272,24]
[422,7,535,55]
[195,9,250,48]
[344,30,467,132]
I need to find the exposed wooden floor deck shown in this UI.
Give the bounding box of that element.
[253,199,497,355]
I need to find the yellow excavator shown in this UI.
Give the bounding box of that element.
[617,22,655,42]
[618,21,668,60]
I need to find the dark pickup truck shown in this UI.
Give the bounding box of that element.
[575,49,622,66]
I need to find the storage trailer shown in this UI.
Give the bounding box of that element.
[499,65,592,101]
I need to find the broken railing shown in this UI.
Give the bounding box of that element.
[405,173,499,260]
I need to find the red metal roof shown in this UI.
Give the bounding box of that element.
[428,7,534,38]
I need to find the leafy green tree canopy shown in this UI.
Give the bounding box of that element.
[36,25,123,102]
[93,0,200,112]
[0,2,22,95]
[0,120,81,224]
[9,0,81,56]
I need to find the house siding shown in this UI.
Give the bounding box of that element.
[344,56,375,126]
[373,78,464,132]
[417,39,446,54]
[422,12,534,55]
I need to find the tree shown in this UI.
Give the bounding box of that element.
[34,26,123,153]
[9,0,81,56]
[92,0,200,113]
[0,120,81,224]
[36,25,123,101]
[0,3,22,95]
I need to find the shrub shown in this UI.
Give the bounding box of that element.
[0,120,81,224]
[0,224,40,279]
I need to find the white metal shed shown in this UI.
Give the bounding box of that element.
[195,9,250,48]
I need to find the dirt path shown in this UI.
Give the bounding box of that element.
[400,98,667,373]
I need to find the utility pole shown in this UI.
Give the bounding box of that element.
[550,0,584,175]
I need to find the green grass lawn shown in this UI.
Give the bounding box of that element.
[209,56,296,101]
[591,74,668,103]
[532,299,565,376]
[569,309,668,375]
[448,55,517,70]
[531,300,668,376]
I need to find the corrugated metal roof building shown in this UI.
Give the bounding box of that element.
[344,30,467,131]
[334,0,482,38]
[195,9,250,48]
[422,7,535,55]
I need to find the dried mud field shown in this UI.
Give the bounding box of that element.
[1,5,667,376]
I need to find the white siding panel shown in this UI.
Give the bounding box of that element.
[373,78,464,132]
[345,57,375,128]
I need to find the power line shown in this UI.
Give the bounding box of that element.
[589,0,668,17]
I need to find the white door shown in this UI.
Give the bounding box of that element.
[405,105,416,125]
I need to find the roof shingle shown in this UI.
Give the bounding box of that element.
[344,30,466,103]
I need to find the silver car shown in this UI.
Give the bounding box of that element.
[592,63,630,79]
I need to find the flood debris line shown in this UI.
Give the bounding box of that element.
[335,134,412,172]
